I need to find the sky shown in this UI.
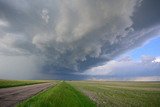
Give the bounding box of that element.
[0,0,160,81]
[126,36,160,60]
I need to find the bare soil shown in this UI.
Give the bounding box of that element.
[0,83,52,107]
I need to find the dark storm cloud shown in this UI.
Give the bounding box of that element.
[132,0,160,30]
[0,0,160,79]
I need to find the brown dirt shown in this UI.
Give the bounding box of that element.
[0,83,52,107]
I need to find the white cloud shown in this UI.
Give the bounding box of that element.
[130,76,160,81]
[41,8,50,23]
[83,56,160,81]
[0,19,9,27]
[152,57,160,63]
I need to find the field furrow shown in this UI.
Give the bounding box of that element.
[69,81,160,107]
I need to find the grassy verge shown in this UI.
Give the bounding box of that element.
[17,81,96,107]
[0,80,48,88]
[69,81,160,107]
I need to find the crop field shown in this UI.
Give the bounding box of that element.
[0,80,48,88]
[69,81,160,107]
[0,80,160,107]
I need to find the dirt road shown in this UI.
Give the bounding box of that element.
[0,83,52,107]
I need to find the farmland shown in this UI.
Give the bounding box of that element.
[69,81,160,107]
[0,80,160,107]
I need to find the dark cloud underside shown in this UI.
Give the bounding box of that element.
[0,0,160,79]
[132,0,160,30]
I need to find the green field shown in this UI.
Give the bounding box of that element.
[69,81,160,107]
[0,80,47,88]
[1,80,160,107]
[17,81,96,107]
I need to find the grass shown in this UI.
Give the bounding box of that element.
[0,80,47,88]
[68,81,160,107]
[17,81,96,107]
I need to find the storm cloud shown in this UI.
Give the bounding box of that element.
[0,0,160,79]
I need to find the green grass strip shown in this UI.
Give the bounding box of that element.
[17,81,96,107]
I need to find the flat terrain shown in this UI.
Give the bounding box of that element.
[0,83,52,107]
[17,81,96,107]
[1,80,159,107]
[0,80,47,88]
[69,81,160,107]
